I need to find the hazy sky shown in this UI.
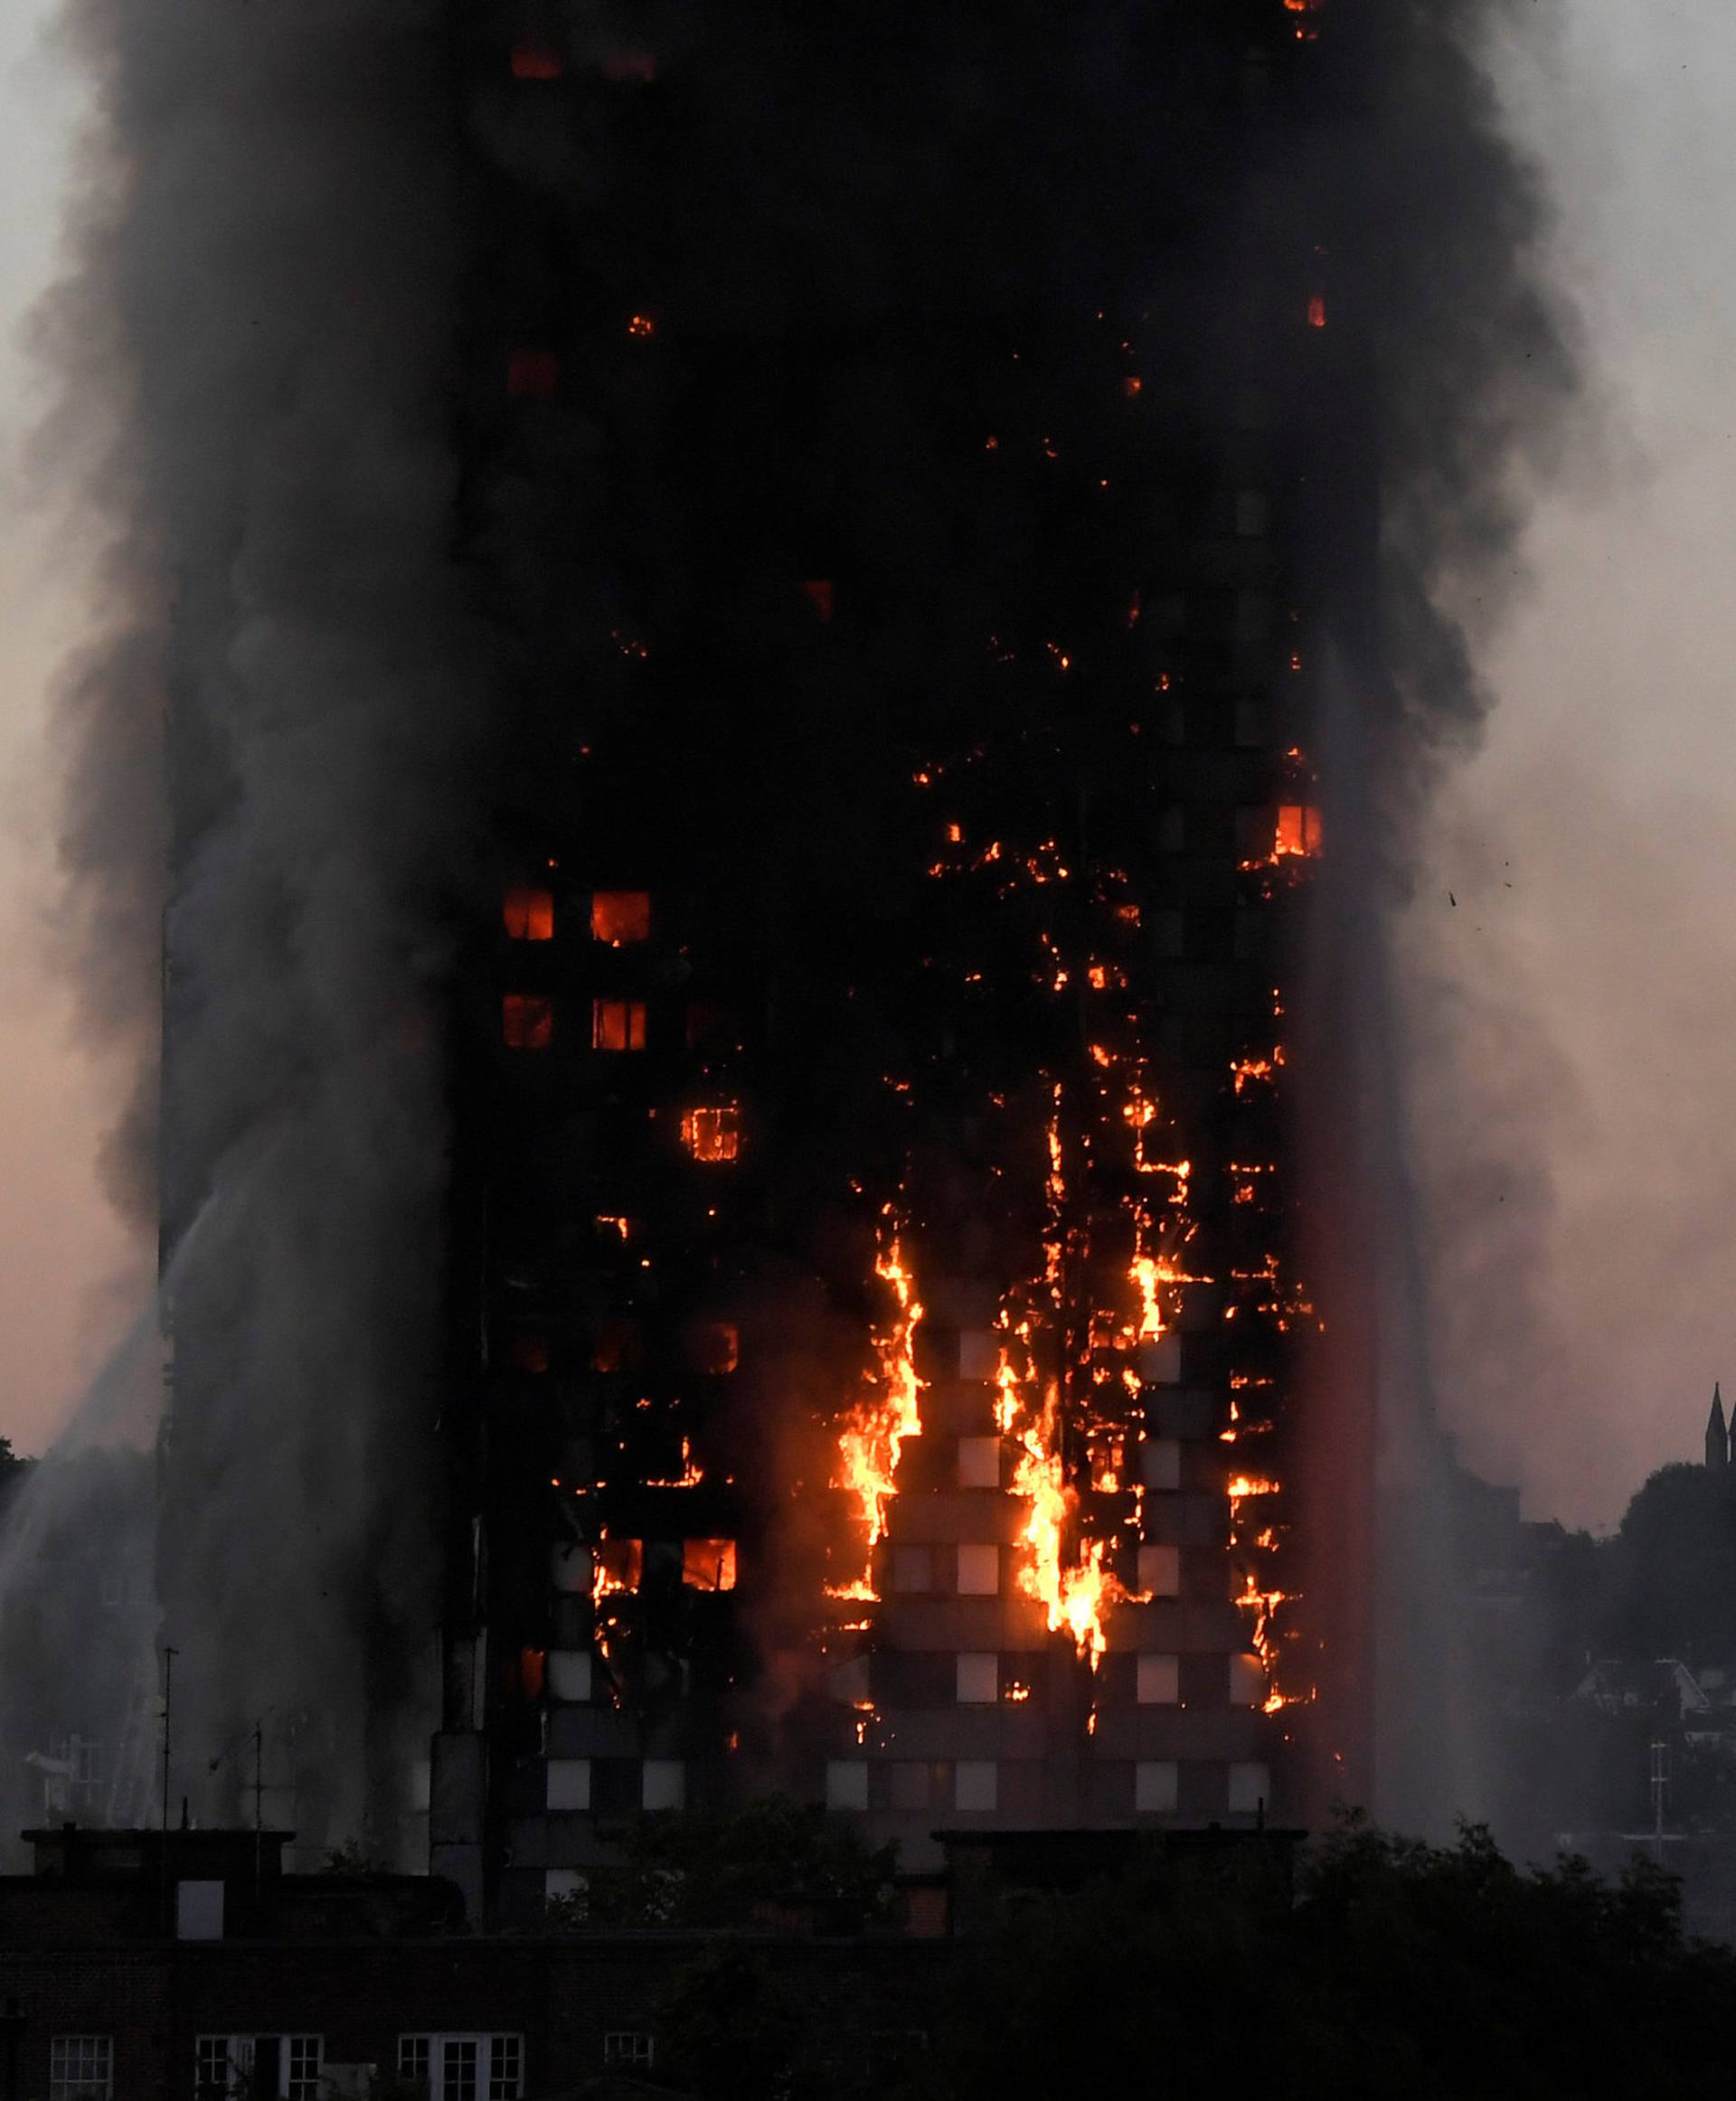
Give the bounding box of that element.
[0,0,143,1465]
[0,3,1728,1529]
[1399,3,1736,1527]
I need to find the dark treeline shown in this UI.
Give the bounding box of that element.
[632,1812,1734,2101]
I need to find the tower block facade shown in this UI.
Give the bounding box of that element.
[434,1,1357,1920]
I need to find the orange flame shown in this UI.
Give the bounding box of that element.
[832,1228,926,1591]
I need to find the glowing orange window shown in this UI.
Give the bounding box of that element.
[802,579,835,622]
[1275,806,1323,857]
[1307,296,1327,330]
[510,43,563,80]
[519,1646,547,1699]
[590,1320,642,1373]
[591,999,647,1052]
[502,884,554,941]
[1122,375,1143,399]
[590,890,651,945]
[507,350,560,399]
[683,1540,738,1592]
[681,1106,741,1163]
[502,994,554,1050]
[596,1539,644,1594]
[603,49,657,83]
[688,1322,740,1375]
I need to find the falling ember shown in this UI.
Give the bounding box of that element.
[831,1229,926,1590]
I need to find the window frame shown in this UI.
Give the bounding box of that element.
[50,2034,113,2101]
[193,2036,323,2101]
[396,2034,524,2101]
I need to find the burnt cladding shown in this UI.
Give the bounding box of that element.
[439,1,1358,1919]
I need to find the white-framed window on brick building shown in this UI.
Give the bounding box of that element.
[603,2032,656,2070]
[397,2034,524,2101]
[50,2035,112,2101]
[194,2037,322,2101]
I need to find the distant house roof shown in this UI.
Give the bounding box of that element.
[1573,1659,1712,1718]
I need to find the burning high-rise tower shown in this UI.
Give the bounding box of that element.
[429,0,1380,1923]
[36,0,1571,1906]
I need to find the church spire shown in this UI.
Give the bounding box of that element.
[1707,1383,1729,1472]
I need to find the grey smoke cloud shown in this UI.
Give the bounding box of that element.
[1398,0,1736,1533]
[33,0,491,1849]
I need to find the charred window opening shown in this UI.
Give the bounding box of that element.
[685,1003,740,1054]
[686,1322,739,1375]
[602,50,656,83]
[595,1540,643,1595]
[502,994,554,1050]
[506,350,560,399]
[510,43,563,80]
[590,1320,642,1374]
[502,884,554,941]
[590,890,651,946]
[681,1106,741,1163]
[681,1540,738,1592]
[590,999,647,1052]
[505,1332,549,1375]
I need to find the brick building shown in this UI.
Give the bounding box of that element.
[0,1823,1298,2099]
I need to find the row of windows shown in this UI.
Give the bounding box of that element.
[825,1758,1271,1817]
[399,2033,523,2101]
[194,2036,322,2101]
[948,1434,1185,1493]
[953,1328,1184,1390]
[545,1757,686,1814]
[941,1649,1263,1707]
[873,1540,1184,1599]
[503,888,650,945]
[510,1315,739,1378]
[549,1538,737,1597]
[499,993,744,1095]
[53,2030,662,2100]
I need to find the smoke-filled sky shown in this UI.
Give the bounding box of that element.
[0,0,1728,1535]
[0,0,142,1456]
[1396,1,1736,1530]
